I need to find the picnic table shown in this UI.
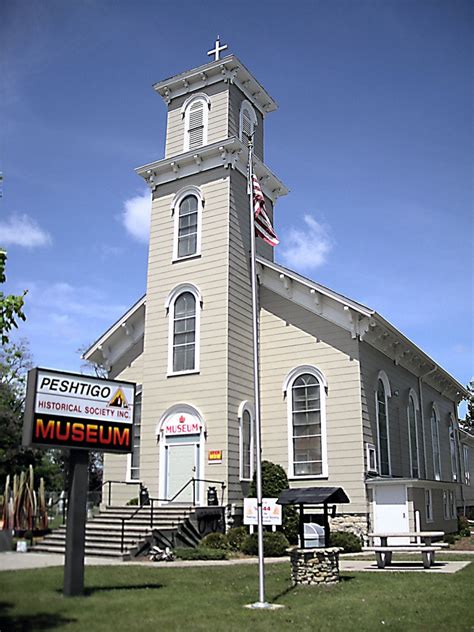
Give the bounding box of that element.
[364,531,445,569]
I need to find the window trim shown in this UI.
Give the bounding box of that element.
[238,401,255,481]
[449,414,459,482]
[171,186,204,262]
[463,445,470,485]
[239,99,258,142]
[126,388,142,482]
[284,365,328,479]
[430,404,442,481]
[366,443,378,474]
[425,488,433,523]
[407,389,420,479]
[375,371,392,477]
[165,283,202,376]
[181,93,210,152]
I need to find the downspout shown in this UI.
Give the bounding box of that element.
[418,365,437,480]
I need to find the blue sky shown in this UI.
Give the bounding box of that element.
[1,0,472,391]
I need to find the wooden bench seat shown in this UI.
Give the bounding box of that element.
[363,546,438,569]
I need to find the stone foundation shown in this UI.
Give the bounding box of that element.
[330,513,368,539]
[289,547,342,586]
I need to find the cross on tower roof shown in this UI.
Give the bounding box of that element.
[207,36,228,61]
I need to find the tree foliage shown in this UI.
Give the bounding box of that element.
[462,381,474,429]
[0,250,27,345]
[0,340,64,490]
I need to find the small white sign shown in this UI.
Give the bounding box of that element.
[243,498,282,526]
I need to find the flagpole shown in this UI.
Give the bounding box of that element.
[247,135,267,608]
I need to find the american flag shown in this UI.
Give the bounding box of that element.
[252,175,279,247]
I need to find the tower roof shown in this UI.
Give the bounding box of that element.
[153,54,278,115]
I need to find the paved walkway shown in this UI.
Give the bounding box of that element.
[0,551,470,574]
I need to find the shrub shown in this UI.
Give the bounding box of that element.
[241,531,289,557]
[444,533,456,545]
[458,515,471,537]
[329,531,362,553]
[126,497,138,506]
[226,526,248,551]
[175,547,228,560]
[200,532,228,550]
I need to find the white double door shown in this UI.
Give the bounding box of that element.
[165,437,200,504]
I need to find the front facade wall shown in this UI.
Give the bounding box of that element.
[259,288,367,513]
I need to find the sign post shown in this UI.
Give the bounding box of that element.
[23,367,135,596]
[63,450,89,596]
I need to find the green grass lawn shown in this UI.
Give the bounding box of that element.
[0,560,472,632]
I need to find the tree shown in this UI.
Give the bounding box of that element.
[0,340,64,490]
[0,250,27,345]
[462,380,474,429]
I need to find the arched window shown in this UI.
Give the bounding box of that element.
[166,284,201,375]
[239,402,254,481]
[171,186,203,261]
[285,366,327,478]
[182,94,210,151]
[449,415,458,482]
[239,100,257,142]
[127,390,142,481]
[376,372,391,476]
[430,405,441,480]
[407,392,419,478]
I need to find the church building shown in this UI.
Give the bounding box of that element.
[84,44,471,536]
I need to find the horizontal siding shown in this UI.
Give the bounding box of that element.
[165,84,229,158]
[259,287,366,512]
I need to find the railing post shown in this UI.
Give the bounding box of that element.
[150,500,154,530]
[108,481,112,506]
[121,518,125,553]
[192,477,196,506]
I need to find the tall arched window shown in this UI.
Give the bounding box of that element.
[285,366,327,478]
[171,186,203,261]
[449,415,458,482]
[239,402,254,481]
[166,284,201,375]
[407,392,419,478]
[182,94,210,151]
[430,406,441,480]
[128,390,142,481]
[376,372,391,476]
[239,100,257,142]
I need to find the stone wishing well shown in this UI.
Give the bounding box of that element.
[289,547,342,585]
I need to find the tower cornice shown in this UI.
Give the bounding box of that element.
[135,137,288,203]
[153,55,277,115]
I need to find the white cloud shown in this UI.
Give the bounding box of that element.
[0,214,51,248]
[122,191,151,243]
[280,214,333,271]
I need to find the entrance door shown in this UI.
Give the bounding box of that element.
[374,485,409,544]
[166,442,199,503]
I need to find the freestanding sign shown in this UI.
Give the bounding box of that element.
[23,368,135,597]
[23,368,136,453]
[243,498,282,526]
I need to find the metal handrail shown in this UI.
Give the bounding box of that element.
[119,477,226,552]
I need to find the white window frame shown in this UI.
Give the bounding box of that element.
[165,283,202,376]
[375,371,392,477]
[443,490,449,520]
[463,445,470,485]
[425,488,433,523]
[430,404,441,481]
[171,186,204,262]
[284,365,328,479]
[366,443,377,474]
[126,388,142,482]
[239,99,258,142]
[181,93,210,152]
[407,389,420,479]
[449,415,459,482]
[449,490,456,519]
[238,401,255,481]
